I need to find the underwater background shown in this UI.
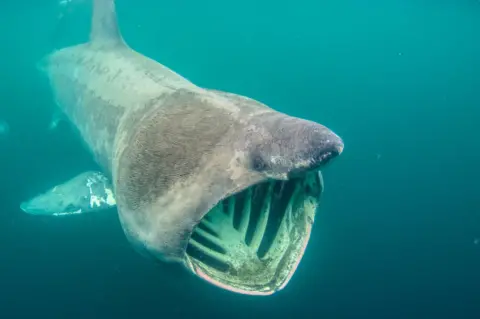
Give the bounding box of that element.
[1,0,479,318]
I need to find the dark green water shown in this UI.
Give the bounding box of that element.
[1,0,479,318]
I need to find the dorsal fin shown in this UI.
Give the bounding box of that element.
[90,0,125,47]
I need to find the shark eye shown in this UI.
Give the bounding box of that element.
[251,154,267,171]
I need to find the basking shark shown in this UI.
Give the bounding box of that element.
[23,0,344,295]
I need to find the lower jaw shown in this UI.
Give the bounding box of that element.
[183,171,324,295]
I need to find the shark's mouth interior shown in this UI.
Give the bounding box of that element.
[184,171,323,295]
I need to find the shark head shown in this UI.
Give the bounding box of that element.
[246,113,343,181]
[114,89,344,295]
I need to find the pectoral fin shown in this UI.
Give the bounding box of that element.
[20,171,116,217]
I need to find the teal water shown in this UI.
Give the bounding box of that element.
[1,0,479,318]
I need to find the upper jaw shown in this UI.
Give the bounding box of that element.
[182,171,324,295]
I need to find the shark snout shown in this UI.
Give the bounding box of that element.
[311,127,344,163]
[248,113,344,179]
[284,124,343,178]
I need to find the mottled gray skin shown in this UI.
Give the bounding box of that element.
[41,0,342,263]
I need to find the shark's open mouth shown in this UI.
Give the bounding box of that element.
[184,171,323,295]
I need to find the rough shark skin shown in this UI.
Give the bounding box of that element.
[37,0,344,295]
